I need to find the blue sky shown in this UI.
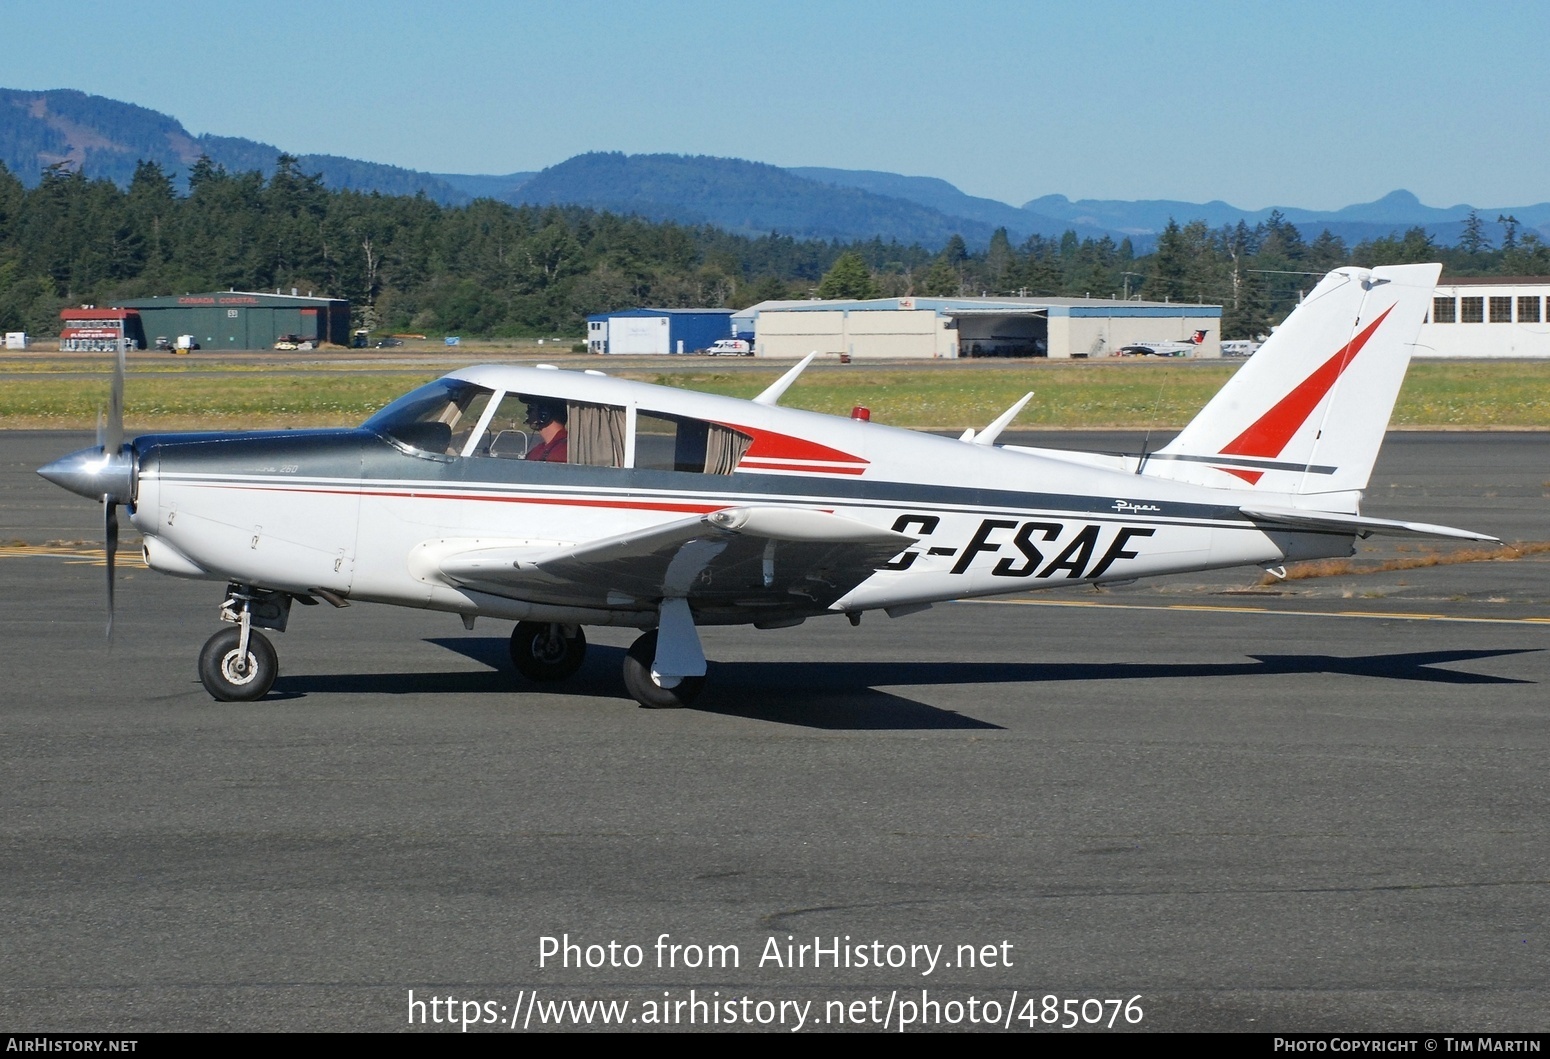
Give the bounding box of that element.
[8,0,1547,210]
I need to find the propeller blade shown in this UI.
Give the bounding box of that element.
[105,340,125,455]
[96,404,105,450]
[104,498,118,641]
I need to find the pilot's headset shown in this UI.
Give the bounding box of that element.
[524,401,567,431]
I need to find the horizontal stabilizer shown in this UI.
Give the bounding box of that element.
[1241,506,1500,543]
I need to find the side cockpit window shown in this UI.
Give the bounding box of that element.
[470,392,539,460]
[635,412,751,474]
[466,392,626,468]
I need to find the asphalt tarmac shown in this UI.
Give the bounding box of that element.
[2,431,1547,1033]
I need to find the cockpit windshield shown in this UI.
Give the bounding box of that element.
[362,379,495,454]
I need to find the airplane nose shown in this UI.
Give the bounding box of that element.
[37,446,135,504]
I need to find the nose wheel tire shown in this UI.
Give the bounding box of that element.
[510,621,587,682]
[198,626,278,701]
[622,630,705,709]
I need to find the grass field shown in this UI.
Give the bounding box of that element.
[1,356,1546,431]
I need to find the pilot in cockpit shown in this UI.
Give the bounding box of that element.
[523,400,569,463]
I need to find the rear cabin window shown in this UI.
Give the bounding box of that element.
[635,412,751,474]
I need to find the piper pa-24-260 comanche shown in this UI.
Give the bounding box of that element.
[39,263,1496,708]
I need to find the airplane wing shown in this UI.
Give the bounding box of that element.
[1241,506,1500,543]
[435,506,918,613]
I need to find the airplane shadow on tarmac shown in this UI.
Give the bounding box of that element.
[262,639,1539,732]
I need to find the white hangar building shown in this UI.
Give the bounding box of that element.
[734,295,1223,360]
[1418,277,1550,358]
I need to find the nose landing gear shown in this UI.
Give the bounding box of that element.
[198,625,278,701]
[197,584,293,701]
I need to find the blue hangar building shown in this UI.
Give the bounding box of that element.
[586,308,741,355]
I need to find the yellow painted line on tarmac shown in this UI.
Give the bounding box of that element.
[966,596,1550,626]
[0,545,147,568]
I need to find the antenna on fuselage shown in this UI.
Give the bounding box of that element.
[962,392,1034,447]
[752,351,817,406]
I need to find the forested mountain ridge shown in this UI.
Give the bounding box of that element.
[0,155,945,340]
[508,152,1007,246]
[789,167,1112,243]
[6,85,1548,254]
[1027,189,1550,247]
[1,152,1544,346]
[0,88,473,203]
[3,89,1112,248]
[432,171,539,202]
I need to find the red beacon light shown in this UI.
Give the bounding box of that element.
[850,406,871,421]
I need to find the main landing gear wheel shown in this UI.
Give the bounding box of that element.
[509,621,587,682]
[622,629,705,709]
[198,626,278,701]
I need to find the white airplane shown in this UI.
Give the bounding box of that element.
[39,263,1495,708]
[1117,329,1209,357]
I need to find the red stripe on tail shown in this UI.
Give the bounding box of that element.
[1220,305,1393,459]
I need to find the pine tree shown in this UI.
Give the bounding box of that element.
[917,258,961,296]
[1497,214,1519,253]
[1222,267,1269,339]
[1459,210,1491,255]
[816,251,878,299]
[1144,220,1188,301]
[985,227,1014,291]
[1306,230,1348,273]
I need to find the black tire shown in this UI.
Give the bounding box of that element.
[622,630,705,708]
[509,621,586,682]
[198,626,278,702]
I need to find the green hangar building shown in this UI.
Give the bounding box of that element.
[118,291,351,350]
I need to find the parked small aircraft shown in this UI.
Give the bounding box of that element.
[39,263,1494,708]
[1117,328,1210,357]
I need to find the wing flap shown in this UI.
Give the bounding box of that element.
[436,506,917,611]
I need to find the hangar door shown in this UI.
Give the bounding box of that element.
[953,311,1049,358]
[609,316,670,355]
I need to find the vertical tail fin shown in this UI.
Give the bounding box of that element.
[1144,263,1440,501]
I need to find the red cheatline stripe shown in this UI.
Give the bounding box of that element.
[738,460,867,475]
[360,490,722,513]
[234,484,723,514]
[1221,305,1394,458]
